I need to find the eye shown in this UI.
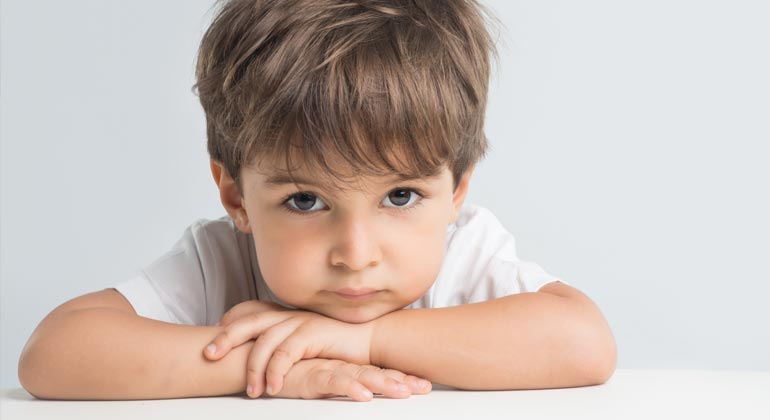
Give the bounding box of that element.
[382,188,422,209]
[284,192,327,213]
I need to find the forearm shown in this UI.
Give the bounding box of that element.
[18,308,252,400]
[370,292,616,390]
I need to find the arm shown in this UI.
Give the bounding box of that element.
[18,289,252,400]
[369,281,617,390]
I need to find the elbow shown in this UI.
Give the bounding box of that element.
[18,344,45,399]
[18,317,71,400]
[591,336,617,385]
[582,324,617,386]
[570,309,617,386]
[19,338,62,400]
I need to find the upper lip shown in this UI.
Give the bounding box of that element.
[334,287,379,296]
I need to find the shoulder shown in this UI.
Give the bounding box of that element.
[420,203,519,307]
[188,214,241,236]
[449,203,516,260]
[181,214,250,249]
[149,214,252,281]
[453,203,507,232]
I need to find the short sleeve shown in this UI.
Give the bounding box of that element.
[490,256,569,294]
[111,274,176,324]
[113,221,209,325]
[113,216,259,326]
[424,203,568,308]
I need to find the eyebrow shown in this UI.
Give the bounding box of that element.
[264,172,441,188]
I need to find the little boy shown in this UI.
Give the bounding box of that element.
[18,0,616,401]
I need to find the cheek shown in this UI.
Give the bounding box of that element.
[398,243,445,295]
[386,211,450,289]
[251,221,322,295]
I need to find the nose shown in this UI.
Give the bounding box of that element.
[328,212,382,271]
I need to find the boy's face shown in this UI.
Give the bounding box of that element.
[211,157,474,324]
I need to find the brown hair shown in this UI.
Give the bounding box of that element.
[193,0,498,194]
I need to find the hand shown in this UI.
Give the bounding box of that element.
[203,299,375,398]
[215,300,291,326]
[270,357,432,402]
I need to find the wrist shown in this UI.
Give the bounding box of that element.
[367,313,388,367]
[359,320,374,366]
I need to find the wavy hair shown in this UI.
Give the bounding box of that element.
[193,0,499,193]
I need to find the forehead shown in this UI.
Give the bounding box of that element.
[262,171,443,189]
[244,123,455,187]
[245,157,448,193]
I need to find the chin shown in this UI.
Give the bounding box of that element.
[329,311,377,324]
[325,307,393,324]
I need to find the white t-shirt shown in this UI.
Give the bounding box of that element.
[112,203,566,326]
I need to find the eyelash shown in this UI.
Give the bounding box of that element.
[279,188,426,217]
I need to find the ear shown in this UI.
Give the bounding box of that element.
[210,159,251,233]
[449,163,475,225]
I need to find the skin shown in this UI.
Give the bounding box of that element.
[16,155,612,402]
[210,156,474,324]
[207,156,616,396]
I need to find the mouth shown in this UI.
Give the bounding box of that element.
[333,289,381,300]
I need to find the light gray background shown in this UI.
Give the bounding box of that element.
[1,0,768,390]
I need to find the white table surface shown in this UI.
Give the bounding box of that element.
[2,369,768,420]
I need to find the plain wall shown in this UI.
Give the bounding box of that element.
[2,0,768,389]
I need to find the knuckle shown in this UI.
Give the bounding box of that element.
[272,347,292,360]
[352,365,370,380]
[217,330,232,344]
[325,370,344,390]
[253,334,267,345]
[351,365,372,381]
[246,364,261,376]
[385,377,402,388]
[256,327,279,341]
[310,366,334,390]
[381,369,406,382]
[404,375,420,385]
[265,349,292,374]
[245,313,262,322]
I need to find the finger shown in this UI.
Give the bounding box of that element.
[308,362,374,402]
[220,300,288,326]
[264,325,325,395]
[371,366,432,394]
[204,311,294,360]
[343,364,413,399]
[379,369,432,394]
[245,318,303,398]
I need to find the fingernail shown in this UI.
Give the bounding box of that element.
[397,383,409,393]
[266,384,274,395]
[419,380,430,389]
[360,389,373,399]
[247,384,253,396]
[206,343,217,355]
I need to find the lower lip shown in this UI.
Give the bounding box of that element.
[334,291,380,300]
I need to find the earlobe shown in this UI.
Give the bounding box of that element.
[210,159,251,233]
